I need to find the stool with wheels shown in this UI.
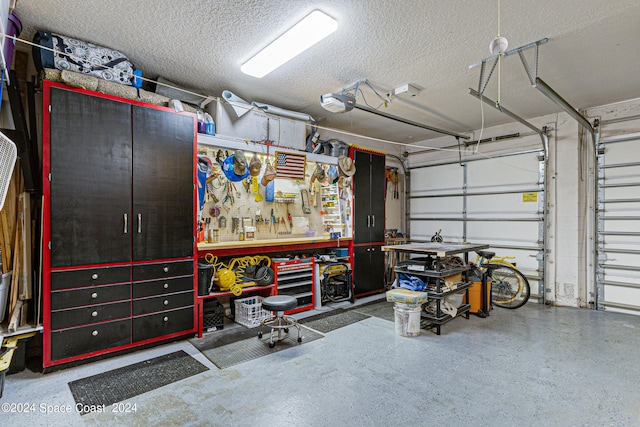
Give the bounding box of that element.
[258,295,302,348]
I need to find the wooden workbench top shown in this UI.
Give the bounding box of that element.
[198,236,352,251]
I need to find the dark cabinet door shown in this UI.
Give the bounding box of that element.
[353,151,386,244]
[353,244,385,295]
[353,151,372,244]
[50,88,132,266]
[131,106,194,260]
[369,153,386,243]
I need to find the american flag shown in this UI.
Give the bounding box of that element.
[275,152,306,180]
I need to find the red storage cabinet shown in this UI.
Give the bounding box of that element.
[272,258,315,314]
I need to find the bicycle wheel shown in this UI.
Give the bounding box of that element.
[487,264,530,309]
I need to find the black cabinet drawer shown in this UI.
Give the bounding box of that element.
[51,301,131,330]
[133,291,194,315]
[50,318,131,361]
[295,294,313,307]
[51,283,130,310]
[133,260,194,281]
[132,276,194,299]
[278,284,312,297]
[132,307,194,342]
[51,266,130,291]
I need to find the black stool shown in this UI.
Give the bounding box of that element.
[258,295,302,348]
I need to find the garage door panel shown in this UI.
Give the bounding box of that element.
[602,201,640,215]
[409,148,544,302]
[597,129,640,312]
[603,285,640,306]
[601,252,640,267]
[409,220,463,242]
[411,165,463,195]
[466,156,539,188]
[603,219,639,233]
[602,139,640,164]
[411,197,463,216]
[467,221,539,247]
[603,235,640,246]
[467,193,539,217]
[602,186,640,200]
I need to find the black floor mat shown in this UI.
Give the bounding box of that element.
[68,350,208,414]
[300,309,370,333]
[193,326,324,369]
[190,324,260,350]
[352,300,395,322]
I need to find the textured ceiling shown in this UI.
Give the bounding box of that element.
[13,0,640,147]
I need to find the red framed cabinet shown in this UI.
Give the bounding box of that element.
[42,81,197,369]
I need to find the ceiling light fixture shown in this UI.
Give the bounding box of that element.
[240,10,338,78]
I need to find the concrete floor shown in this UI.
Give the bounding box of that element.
[3,296,640,426]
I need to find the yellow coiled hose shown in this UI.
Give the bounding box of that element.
[205,254,271,296]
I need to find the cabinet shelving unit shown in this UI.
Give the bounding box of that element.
[352,148,386,297]
[321,184,342,236]
[42,81,197,368]
[383,242,489,335]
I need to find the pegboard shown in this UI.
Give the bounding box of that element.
[197,145,350,243]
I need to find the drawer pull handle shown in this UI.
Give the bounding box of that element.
[163,266,169,273]
[123,213,128,234]
[163,316,169,322]
[91,273,99,280]
[91,293,98,299]
[163,283,169,289]
[137,213,142,233]
[92,311,98,317]
[92,330,99,336]
[164,299,169,305]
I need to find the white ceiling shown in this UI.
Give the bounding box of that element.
[13,0,640,146]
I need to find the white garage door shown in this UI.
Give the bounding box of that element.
[409,149,546,301]
[596,131,640,314]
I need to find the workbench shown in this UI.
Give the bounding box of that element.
[382,242,489,334]
[195,236,352,336]
[197,236,351,257]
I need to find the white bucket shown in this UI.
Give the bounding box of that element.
[393,303,422,337]
[0,271,11,322]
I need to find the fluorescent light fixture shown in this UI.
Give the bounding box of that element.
[241,10,338,78]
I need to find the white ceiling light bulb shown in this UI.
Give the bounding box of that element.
[489,36,509,55]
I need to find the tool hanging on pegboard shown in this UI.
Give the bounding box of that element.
[385,167,400,199]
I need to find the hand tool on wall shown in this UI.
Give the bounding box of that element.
[198,218,205,242]
[279,216,290,234]
[255,209,262,232]
[287,205,293,229]
[271,208,277,234]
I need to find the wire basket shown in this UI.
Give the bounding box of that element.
[234,296,272,328]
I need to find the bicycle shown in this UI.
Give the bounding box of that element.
[470,250,531,309]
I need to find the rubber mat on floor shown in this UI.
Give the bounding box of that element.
[190,324,260,350]
[352,301,395,322]
[193,326,324,369]
[68,350,208,414]
[299,309,370,333]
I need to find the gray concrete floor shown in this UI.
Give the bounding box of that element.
[3,297,640,426]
